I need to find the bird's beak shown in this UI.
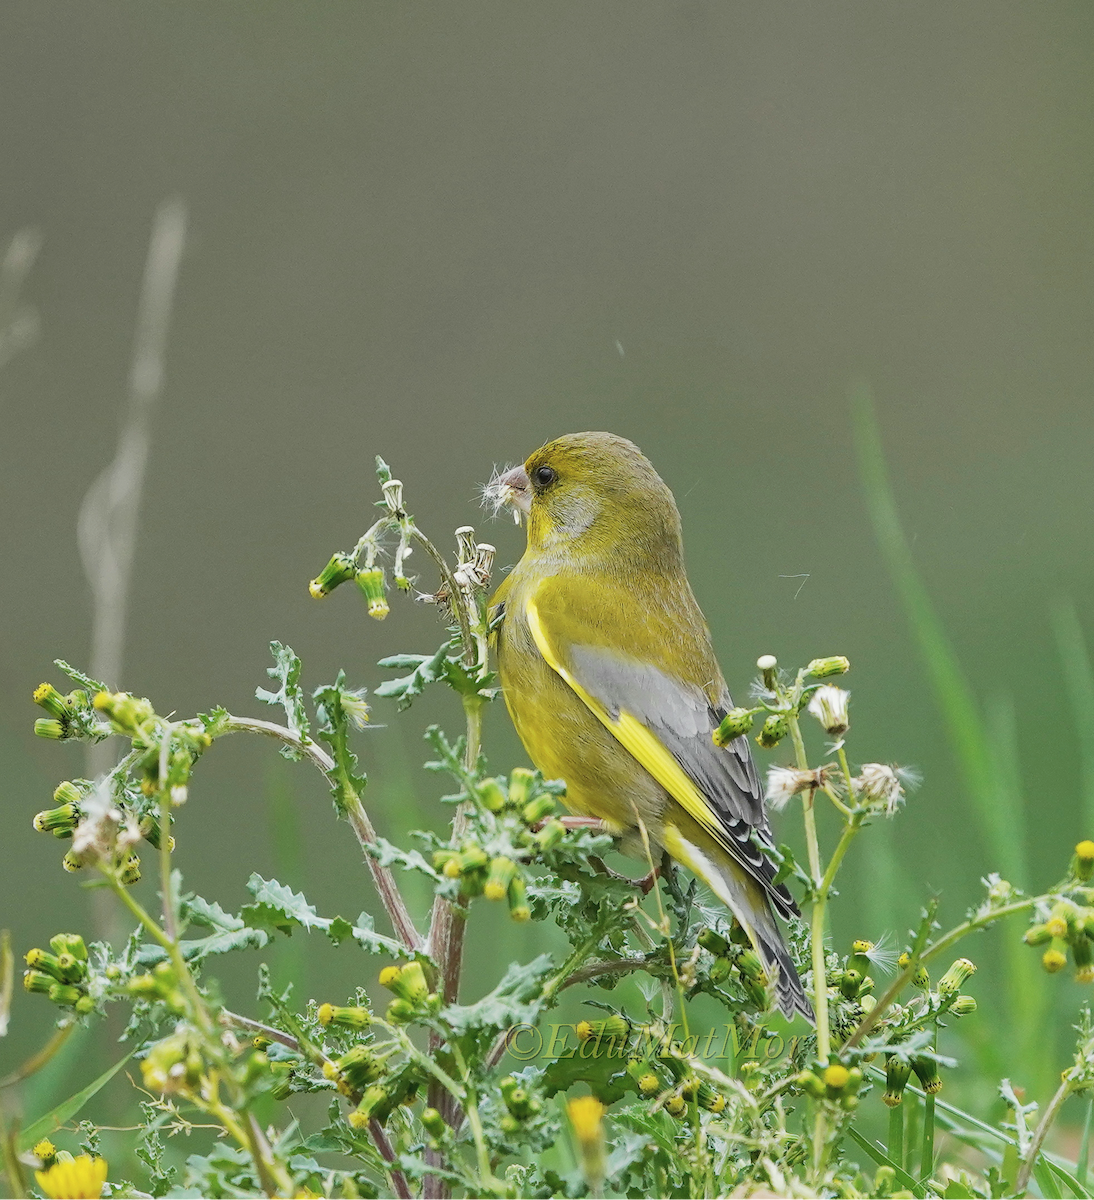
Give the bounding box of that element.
[486,464,532,523]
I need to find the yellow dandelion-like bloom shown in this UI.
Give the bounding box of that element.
[567,1094,605,1145]
[36,1154,108,1199]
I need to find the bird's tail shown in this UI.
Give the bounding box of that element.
[663,823,814,1024]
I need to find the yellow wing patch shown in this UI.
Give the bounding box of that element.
[525,594,731,854]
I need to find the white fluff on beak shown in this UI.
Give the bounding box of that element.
[483,464,531,524]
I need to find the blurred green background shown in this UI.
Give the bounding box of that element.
[2,0,1094,1148]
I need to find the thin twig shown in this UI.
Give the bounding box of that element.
[1015,1077,1072,1197]
[224,715,421,952]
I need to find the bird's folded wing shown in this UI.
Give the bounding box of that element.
[524,589,796,919]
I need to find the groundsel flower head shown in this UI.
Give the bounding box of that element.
[853,763,920,816]
[765,765,827,812]
[808,685,850,736]
[341,688,371,731]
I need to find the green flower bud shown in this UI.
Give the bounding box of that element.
[119,853,141,885]
[938,958,976,999]
[476,778,507,813]
[33,683,71,719]
[911,1057,942,1094]
[521,794,556,825]
[432,849,459,873]
[736,950,764,980]
[508,767,536,809]
[1073,935,1094,983]
[317,1004,372,1030]
[333,1046,385,1092]
[498,1113,521,1135]
[139,813,174,852]
[576,1016,630,1043]
[457,842,489,874]
[379,962,427,1004]
[839,968,864,1000]
[697,928,731,957]
[348,1084,390,1128]
[823,1064,851,1095]
[48,982,83,1007]
[1043,943,1069,973]
[309,553,356,599]
[34,718,67,740]
[1024,922,1052,946]
[848,939,873,975]
[709,956,733,985]
[873,1166,897,1197]
[33,804,80,835]
[948,994,978,1017]
[795,1070,826,1099]
[713,708,754,747]
[127,973,159,997]
[23,969,53,995]
[49,933,87,961]
[756,713,788,749]
[806,656,851,679]
[62,849,89,872]
[484,857,517,901]
[421,1107,446,1137]
[52,781,83,807]
[533,818,565,852]
[1076,841,1094,882]
[697,1084,726,1113]
[883,1057,911,1107]
[507,875,530,922]
[355,568,389,620]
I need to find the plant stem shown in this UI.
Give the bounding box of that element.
[106,872,213,1035]
[920,1092,935,1182]
[158,731,176,941]
[843,895,1038,1050]
[1078,1096,1093,1190]
[224,715,421,952]
[788,715,829,1061]
[888,1102,904,1169]
[410,526,475,667]
[1015,1076,1072,1197]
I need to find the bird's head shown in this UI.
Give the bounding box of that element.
[488,432,683,566]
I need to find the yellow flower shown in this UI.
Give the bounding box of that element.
[36,1154,108,1199]
[567,1094,605,1145]
[823,1064,850,1090]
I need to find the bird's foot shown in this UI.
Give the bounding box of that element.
[589,857,661,895]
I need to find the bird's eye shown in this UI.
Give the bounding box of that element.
[532,465,558,488]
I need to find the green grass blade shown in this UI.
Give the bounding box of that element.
[1051,598,1094,838]
[846,1124,923,1197]
[18,1049,133,1151]
[852,385,1050,1092]
[1034,1154,1065,1199]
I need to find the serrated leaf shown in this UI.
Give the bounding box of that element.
[242,875,406,957]
[377,653,433,669]
[54,659,109,695]
[443,955,555,1043]
[312,671,368,811]
[327,916,354,945]
[375,642,449,710]
[197,705,232,739]
[256,641,310,751]
[542,1053,635,1104]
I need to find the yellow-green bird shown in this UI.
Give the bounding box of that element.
[489,432,812,1022]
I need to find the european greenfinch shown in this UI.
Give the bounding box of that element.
[489,432,811,1021]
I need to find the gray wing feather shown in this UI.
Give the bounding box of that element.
[569,645,798,920]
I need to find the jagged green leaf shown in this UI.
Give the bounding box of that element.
[311,671,368,811]
[256,641,310,754]
[54,659,109,695]
[443,955,555,1044]
[241,874,405,957]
